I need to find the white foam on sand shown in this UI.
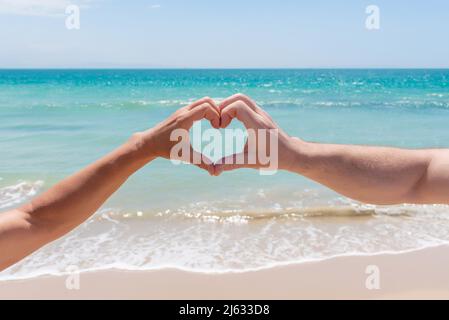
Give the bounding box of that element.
[0,180,44,210]
[2,201,449,281]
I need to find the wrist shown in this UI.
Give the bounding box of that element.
[283,137,313,173]
[126,131,158,164]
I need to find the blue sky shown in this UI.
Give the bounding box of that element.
[0,0,448,68]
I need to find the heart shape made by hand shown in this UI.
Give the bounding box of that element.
[182,94,282,175]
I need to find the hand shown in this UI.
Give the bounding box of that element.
[215,94,297,175]
[134,97,221,175]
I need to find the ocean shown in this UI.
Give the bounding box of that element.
[1,69,449,279]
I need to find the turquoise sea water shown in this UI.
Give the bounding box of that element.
[1,69,449,278]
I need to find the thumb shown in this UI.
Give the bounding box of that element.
[214,153,259,175]
[189,147,215,176]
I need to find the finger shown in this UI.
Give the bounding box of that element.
[183,102,221,129]
[214,153,259,175]
[220,93,277,125]
[219,94,259,113]
[183,97,220,128]
[186,97,218,111]
[189,146,215,176]
[220,101,262,129]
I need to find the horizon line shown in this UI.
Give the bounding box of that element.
[1,67,449,70]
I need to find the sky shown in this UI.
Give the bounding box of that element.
[0,0,448,68]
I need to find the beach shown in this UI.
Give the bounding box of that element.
[1,245,449,300]
[2,69,449,297]
[1,0,449,301]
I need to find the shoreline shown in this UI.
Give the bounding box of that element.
[0,244,445,281]
[1,245,449,299]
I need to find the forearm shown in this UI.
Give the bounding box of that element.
[287,138,445,205]
[21,134,152,234]
[0,134,154,270]
[0,98,218,272]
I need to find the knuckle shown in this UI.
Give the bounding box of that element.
[198,103,210,112]
[233,93,245,100]
[176,114,189,125]
[201,97,213,104]
[234,94,253,107]
[239,93,251,101]
[175,108,187,115]
[237,101,250,111]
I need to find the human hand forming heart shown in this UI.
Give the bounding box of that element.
[135,94,297,176]
[215,94,296,175]
[132,97,219,175]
